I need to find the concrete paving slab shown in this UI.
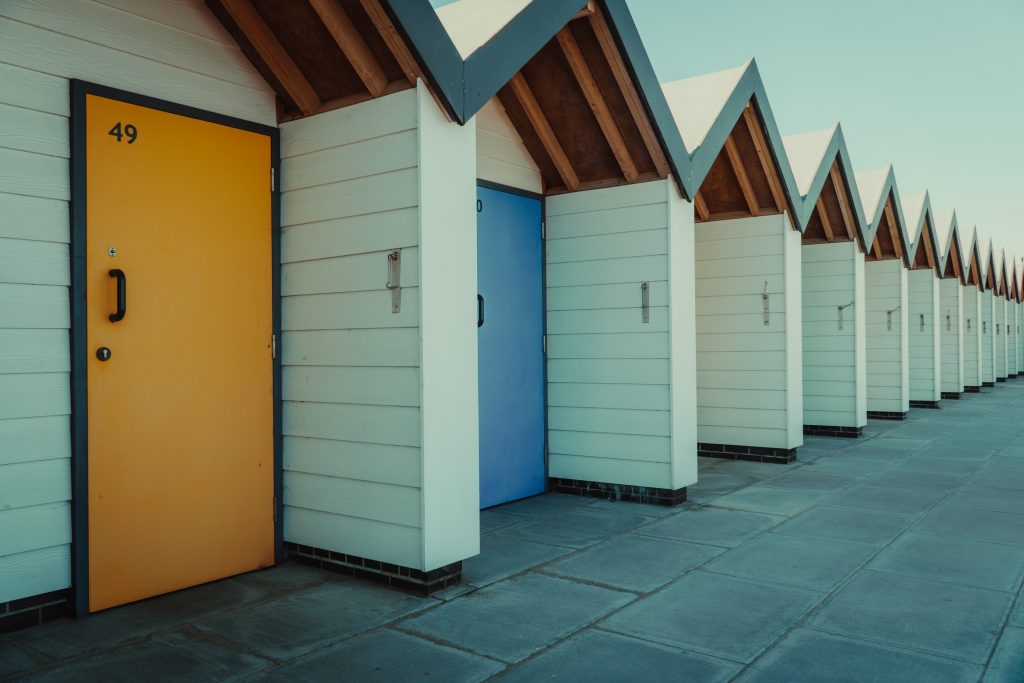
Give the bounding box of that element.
[703,532,875,591]
[546,534,723,593]
[193,579,432,660]
[489,493,593,519]
[499,507,650,549]
[802,436,858,450]
[799,456,896,476]
[639,507,782,548]
[944,485,1024,514]
[0,641,42,679]
[684,471,760,503]
[984,626,1024,683]
[707,460,799,478]
[863,468,969,492]
[462,531,573,587]
[18,631,270,683]
[495,629,740,683]
[235,561,331,593]
[825,483,946,514]
[1011,598,1024,628]
[481,509,531,533]
[888,456,983,475]
[809,570,1012,663]
[698,456,723,470]
[736,628,982,683]
[914,505,1024,547]
[967,467,1024,490]
[773,506,914,547]
[867,532,1024,592]
[399,573,633,663]
[585,498,678,517]
[710,486,830,516]
[601,571,822,663]
[247,629,502,683]
[757,471,856,492]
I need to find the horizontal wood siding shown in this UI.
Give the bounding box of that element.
[1017,303,1023,374]
[908,271,941,402]
[802,242,866,428]
[1007,302,1018,376]
[475,98,542,194]
[696,214,801,450]
[981,291,995,384]
[963,286,981,387]
[995,298,1008,379]
[0,0,275,604]
[280,89,425,568]
[865,260,909,413]
[939,279,964,393]
[546,181,679,489]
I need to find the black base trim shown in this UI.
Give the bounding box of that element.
[697,443,797,464]
[965,386,981,393]
[997,377,1007,383]
[803,425,864,439]
[549,477,687,506]
[0,589,70,634]
[983,382,995,387]
[941,392,961,400]
[284,543,461,596]
[867,410,907,421]
[909,400,940,409]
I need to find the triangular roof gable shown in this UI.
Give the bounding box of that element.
[905,191,942,276]
[982,239,997,292]
[855,165,912,266]
[936,212,966,284]
[999,248,1010,298]
[961,227,982,287]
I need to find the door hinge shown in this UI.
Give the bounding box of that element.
[543,334,547,353]
[271,167,276,192]
[271,333,277,359]
[273,496,278,523]
[541,221,546,239]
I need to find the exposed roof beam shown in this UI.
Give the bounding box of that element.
[507,73,580,191]
[884,202,902,260]
[816,196,835,241]
[556,28,639,183]
[694,192,709,221]
[742,105,786,214]
[219,0,320,115]
[829,165,856,241]
[871,233,882,259]
[358,0,420,85]
[574,1,596,19]
[921,222,936,269]
[724,137,759,217]
[310,0,389,97]
[588,10,669,178]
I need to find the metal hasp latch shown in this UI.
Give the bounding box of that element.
[919,313,925,332]
[641,282,650,323]
[946,311,952,332]
[997,323,1001,335]
[837,300,854,330]
[762,281,770,326]
[886,305,900,331]
[967,318,971,332]
[983,321,987,334]
[386,249,401,313]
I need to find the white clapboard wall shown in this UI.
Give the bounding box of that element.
[546,180,697,492]
[939,279,964,394]
[475,98,542,194]
[281,84,479,572]
[908,270,941,402]
[802,242,867,428]
[1016,303,1023,374]
[963,285,982,387]
[981,291,996,384]
[1007,302,1018,376]
[865,260,909,413]
[0,0,275,604]
[695,214,802,450]
[995,298,1008,379]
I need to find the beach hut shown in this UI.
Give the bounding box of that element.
[661,61,805,463]
[935,211,966,399]
[903,192,943,408]
[961,228,985,391]
[1007,256,1019,377]
[981,239,998,386]
[995,248,1009,381]
[784,126,871,437]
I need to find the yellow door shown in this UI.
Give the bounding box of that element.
[83,92,275,612]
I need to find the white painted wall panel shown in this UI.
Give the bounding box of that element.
[474,98,542,194]
[908,270,941,403]
[546,180,696,491]
[695,214,802,450]
[0,0,276,605]
[963,286,982,387]
[802,242,866,428]
[865,260,909,413]
[1007,302,1018,376]
[1016,303,1023,374]
[981,291,995,384]
[995,298,1007,379]
[939,279,964,394]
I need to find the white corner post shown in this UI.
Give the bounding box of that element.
[865,260,910,418]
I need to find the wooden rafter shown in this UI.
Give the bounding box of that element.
[921,222,936,269]
[951,244,963,281]
[310,0,389,97]
[587,9,669,178]
[556,28,638,183]
[742,105,786,214]
[884,202,902,260]
[219,0,320,115]
[871,233,882,259]
[574,1,597,19]
[508,73,580,191]
[358,0,420,85]
[694,192,709,221]
[816,196,835,241]
[724,137,758,217]
[829,165,856,241]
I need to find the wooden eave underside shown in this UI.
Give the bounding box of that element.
[909,218,937,271]
[799,160,858,246]
[943,239,963,281]
[968,251,982,287]
[207,0,423,122]
[496,5,670,196]
[866,193,904,262]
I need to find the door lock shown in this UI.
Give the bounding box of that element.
[96,347,112,361]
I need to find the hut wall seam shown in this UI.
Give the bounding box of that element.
[865,260,910,413]
[981,291,995,383]
[939,279,964,393]
[908,270,941,402]
[963,285,982,387]
[995,298,1007,379]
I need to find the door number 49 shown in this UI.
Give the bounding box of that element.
[108,122,138,144]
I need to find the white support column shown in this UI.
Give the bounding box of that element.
[865,260,910,416]
[995,297,1008,380]
[981,290,996,385]
[908,270,941,405]
[963,285,982,389]
[939,278,964,396]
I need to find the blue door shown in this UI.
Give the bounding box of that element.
[477,186,546,508]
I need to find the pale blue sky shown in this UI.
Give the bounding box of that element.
[432,0,1024,263]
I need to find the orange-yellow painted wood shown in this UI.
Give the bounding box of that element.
[85,94,274,612]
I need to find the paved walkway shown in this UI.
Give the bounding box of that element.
[4,386,1024,682]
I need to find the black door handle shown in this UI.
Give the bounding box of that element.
[478,294,484,328]
[108,269,126,322]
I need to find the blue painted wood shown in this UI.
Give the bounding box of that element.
[477,186,545,508]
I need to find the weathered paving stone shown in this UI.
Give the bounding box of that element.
[944,485,1024,514]
[710,486,830,517]
[601,571,822,663]
[461,532,572,588]
[825,483,945,515]
[867,532,1024,592]
[983,626,1024,683]
[736,629,982,683]
[399,573,633,663]
[913,505,1024,547]
[862,468,968,492]
[773,505,914,547]
[498,507,650,549]
[639,507,781,548]
[683,471,760,503]
[757,471,856,492]
[0,640,42,679]
[480,509,531,533]
[495,629,740,683]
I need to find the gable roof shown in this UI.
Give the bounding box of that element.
[904,191,943,276]
[934,210,965,283]
[854,165,912,266]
